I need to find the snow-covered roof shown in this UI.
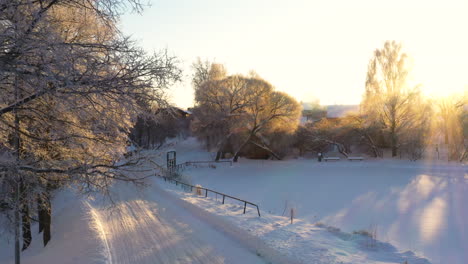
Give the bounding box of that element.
[325,105,359,118]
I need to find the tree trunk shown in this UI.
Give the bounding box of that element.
[19,178,31,251]
[249,140,282,160]
[391,140,398,157]
[13,80,21,263]
[137,124,143,146]
[21,203,31,251]
[14,181,20,264]
[444,125,449,144]
[215,133,232,161]
[146,126,151,148]
[206,136,210,151]
[390,104,398,157]
[215,151,222,161]
[38,196,45,234]
[391,127,398,157]
[324,140,349,157]
[233,133,253,162]
[363,132,380,158]
[43,191,51,247]
[460,147,468,162]
[335,143,349,157]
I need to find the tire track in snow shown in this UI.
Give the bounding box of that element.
[149,182,301,264]
[86,201,114,264]
[87,183,266,264]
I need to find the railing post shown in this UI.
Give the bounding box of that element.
[257,206,261,217]
[205,189,208,197]
[243,201,247,214]
[222,195,225,204]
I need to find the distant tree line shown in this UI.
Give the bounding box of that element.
[129,107,190,149]
[294,41,467,161]
[190,41,466,162]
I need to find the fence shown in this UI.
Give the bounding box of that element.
[161,176,261,217]
[185,160,233,166]
[173,160,233,173]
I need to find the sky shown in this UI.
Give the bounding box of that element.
[120,0,468,109]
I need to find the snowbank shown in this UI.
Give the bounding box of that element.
[158,178,431,264]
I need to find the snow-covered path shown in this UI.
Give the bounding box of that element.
[0,180,270,264]
[89,182,267,264]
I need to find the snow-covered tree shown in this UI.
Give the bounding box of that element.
[362,41,422,157]
[192,64,301,161]
[231,78,301,161]
[0,1,181,262]
[433,93,467,161]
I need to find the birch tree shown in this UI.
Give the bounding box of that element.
[362,41,421,157]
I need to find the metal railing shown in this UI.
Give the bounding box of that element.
[185,160,233,166]
[149,159,260,217]
[174,160,233,173]
[161,176,261,217]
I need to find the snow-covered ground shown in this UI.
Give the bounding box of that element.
[153,138,467,264]
[87,182,269,264]
[0,182,269,263]
[1,137,465,264]
[0,191,107,264]
[158,178,431,264]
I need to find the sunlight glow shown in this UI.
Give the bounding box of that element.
[398,175,436,213]
[121,0,468,108]
[419,197,447,244]
[86,202,113,264]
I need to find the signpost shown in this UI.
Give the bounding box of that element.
[167,151,176,173]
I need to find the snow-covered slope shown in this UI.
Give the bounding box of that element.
[154,137,466,264]
[158,178,431,264]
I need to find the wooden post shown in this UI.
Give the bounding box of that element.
[205,189,208,197]
[243,201,247,214]
[257,206,261,217]
[222,195,225,204]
